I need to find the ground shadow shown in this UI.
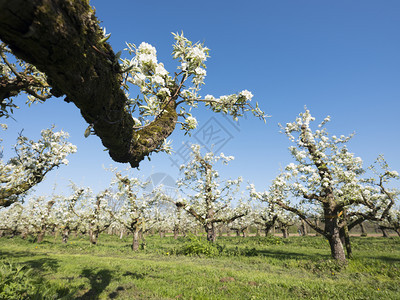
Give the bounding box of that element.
[107,271,145,299]
[23,257,60,273]
[108,286,127,299]
[0,249,44,259]
[365,255,400,263]
[76,268,113,299]
[0,250,60,273]
[123,270,146,279]
[256,248,328,260]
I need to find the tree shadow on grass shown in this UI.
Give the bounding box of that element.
[23,257,60,273]
[256,248,328,260]
[123,270,146,279]
[0,249,43,259]
[107,271,145,299]
[365,255,400,263]
[0,250,60,272]
[76,268,113,299]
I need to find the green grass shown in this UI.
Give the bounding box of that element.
[0,234,399,299]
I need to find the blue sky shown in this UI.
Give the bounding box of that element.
[2,0,400,197]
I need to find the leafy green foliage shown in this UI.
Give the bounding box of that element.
[0,260,37,299]
[0,259,71,299]
[178,234,221,257]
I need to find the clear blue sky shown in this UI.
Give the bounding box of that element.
[2,0,400,197]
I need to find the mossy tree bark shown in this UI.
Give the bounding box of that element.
[0,0,177,168]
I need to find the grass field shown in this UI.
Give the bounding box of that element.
[0,234,399,299]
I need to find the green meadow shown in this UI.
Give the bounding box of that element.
[0,234,399,299]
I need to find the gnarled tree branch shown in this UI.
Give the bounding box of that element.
[0,0,177,168]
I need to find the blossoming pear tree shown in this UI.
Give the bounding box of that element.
[251,201,292,237]
[251,109,399,263]
[0,202,24,236]
[52,186,86,243]
[227,206,253,237]
[0,43,51,119]
[19,196,55,243]
[60,184,114,245]
[0,2,266,168]
[110,171,155,251]
[170,206,198,239]
[148,203,197,239]
[168,144,249,243]
[350,155,399,237]
[275,210,297,238]
[377,206,400,236]
[147,206,174,238]
[85,189,114,245]
[0,184,116,244]
[0,125,77,207]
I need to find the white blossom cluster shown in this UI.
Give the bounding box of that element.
[175,144,248,227]
[118,32,266,142]
[0,43,51,118]
[253,109,399,230]
[0,127,77,205]
[0,202,24,232]
[11,196,54,235]
[109,171,157,236]
[0,184,114,243]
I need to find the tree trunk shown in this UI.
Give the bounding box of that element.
[281,227,288,239]
[325,217,346,263]
[173,225,179,239]
[339,224,352,259]
[218,228,223,237]
[0,0,178,168]
[300,219,308,236]
[140,229,146,250]
[36,223,47,243]
[359,222,367,237]
[264,226,272,237]
[89,229,98,245]
[327,233,346,262]
[205,223,216,243]
[21,230,28,239]
[314,218,321,236]
[54,228,59,242]
[62,228,69,243]
[379,226,389,238]
[132,229,140,251]
[37,228,45,243]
